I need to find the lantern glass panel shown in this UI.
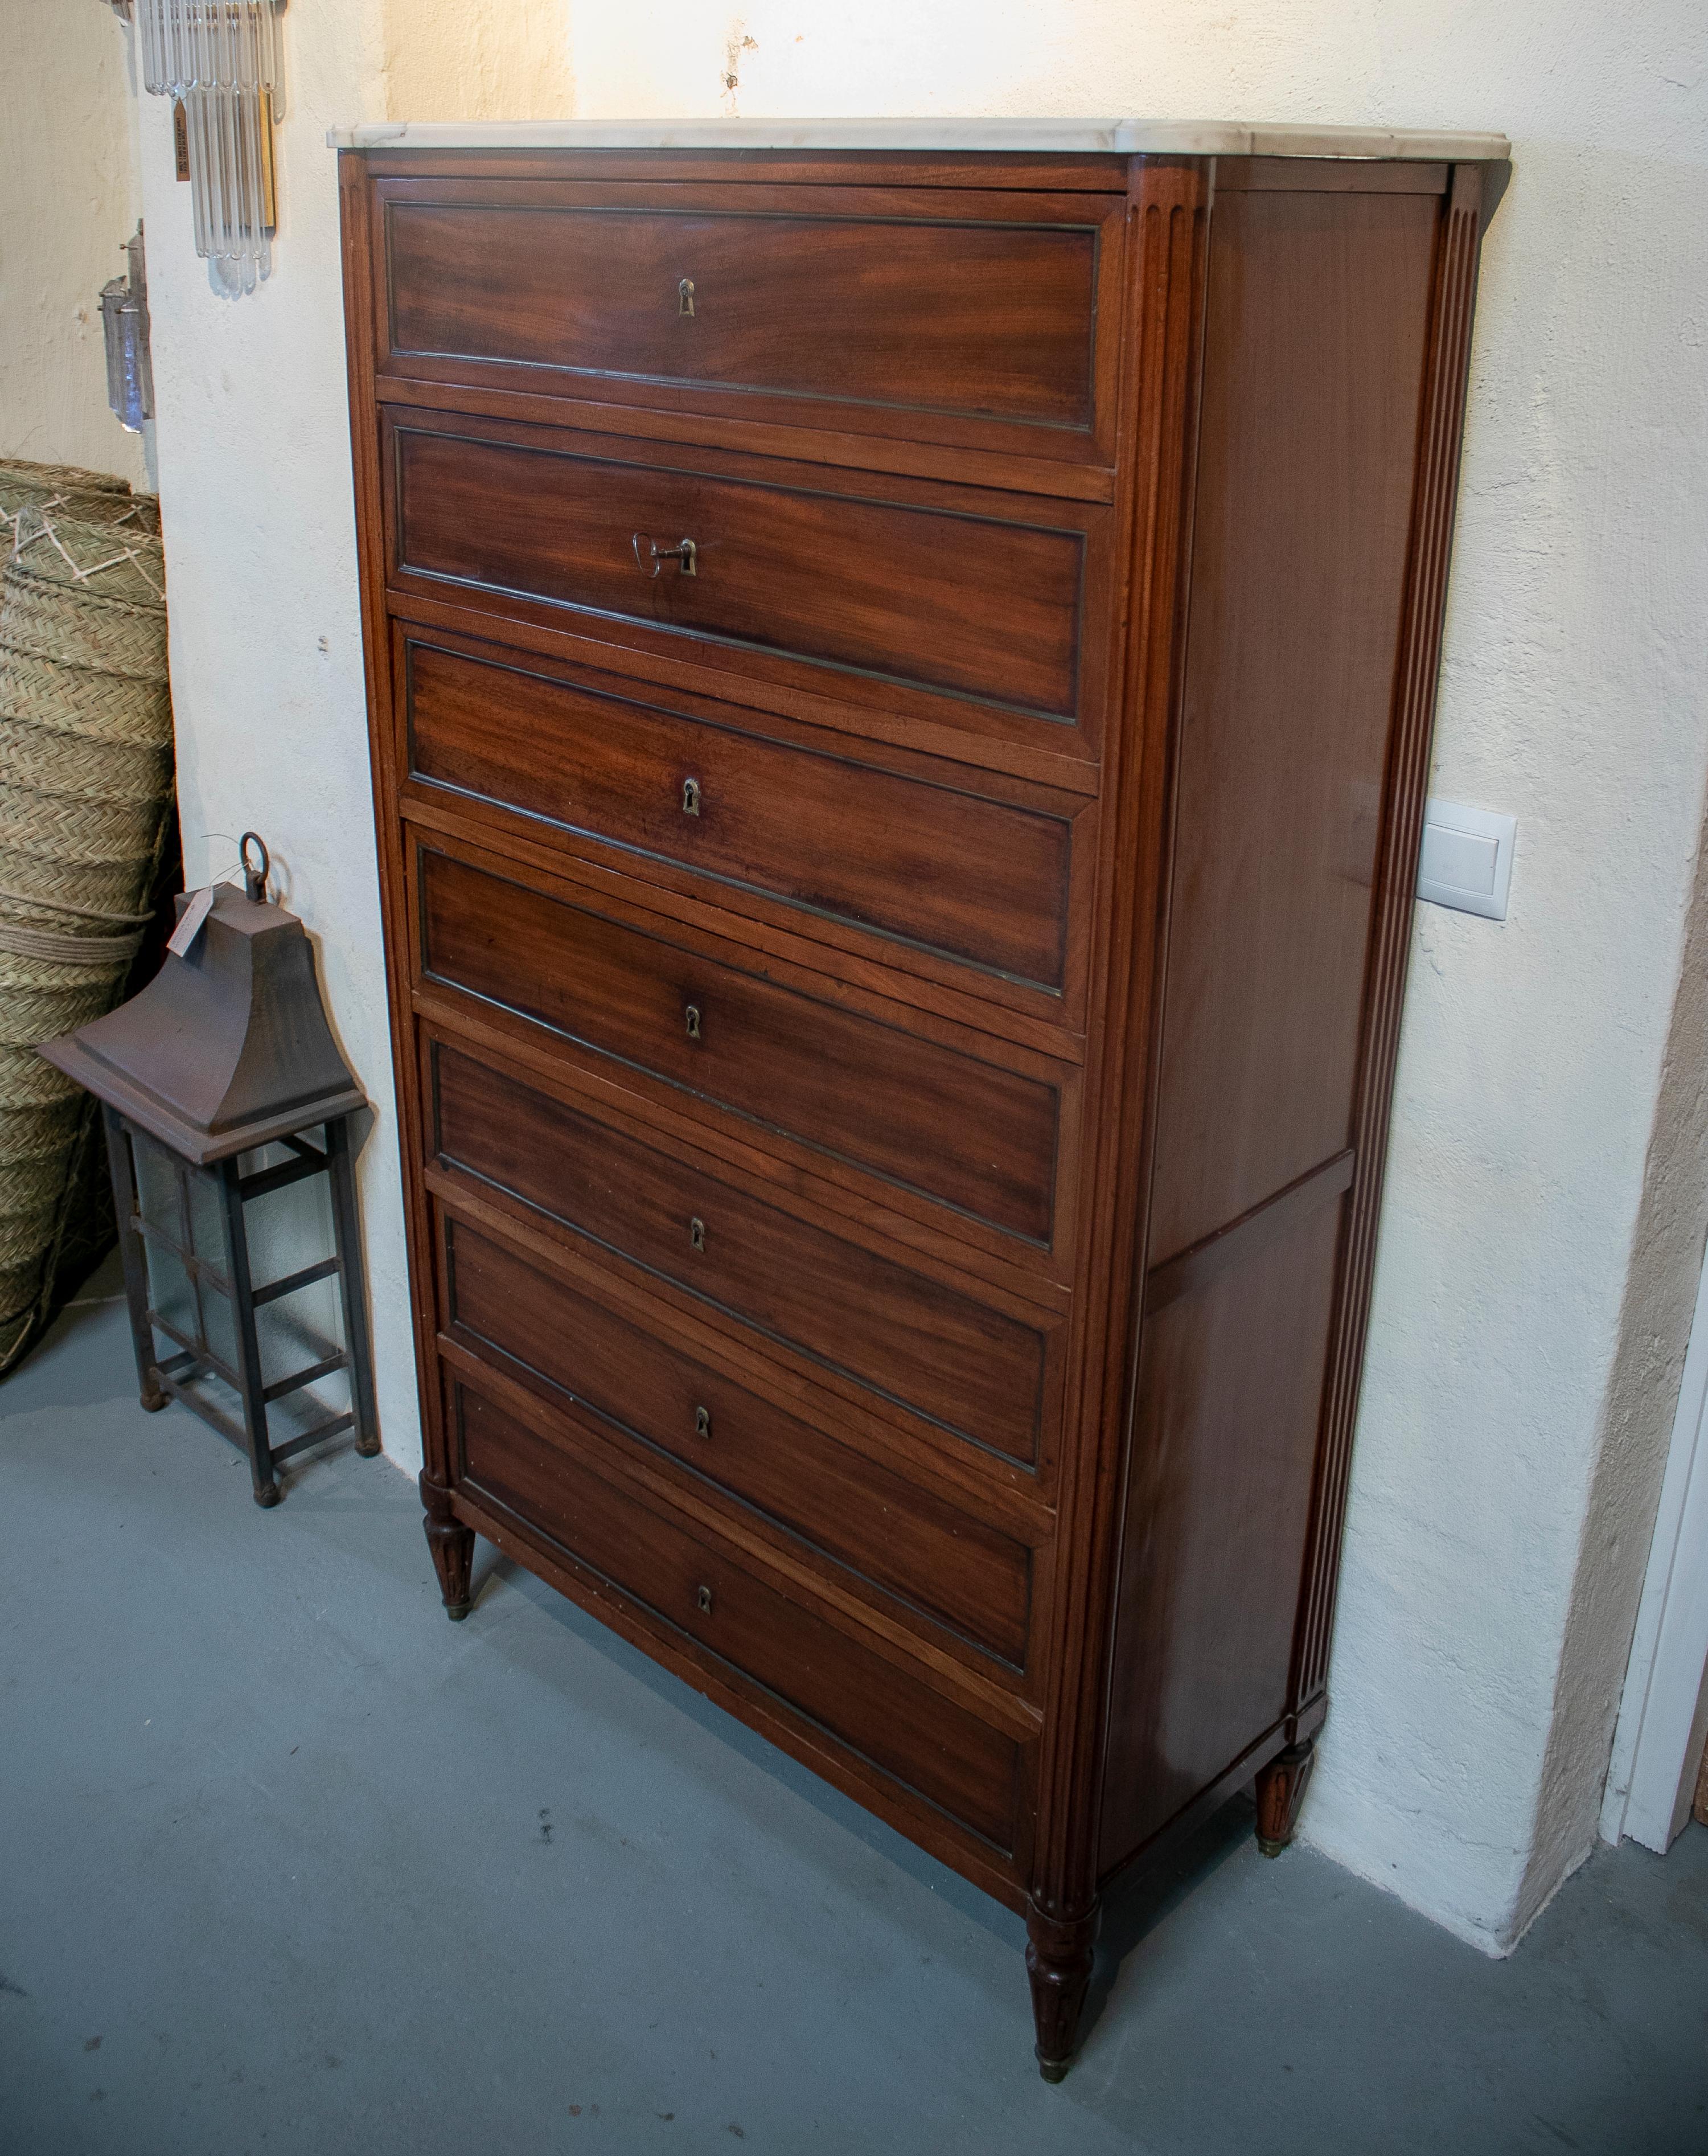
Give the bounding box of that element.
[240,1133,354,1430]
[130,1129,239,1376]
[125,1127,355,1439]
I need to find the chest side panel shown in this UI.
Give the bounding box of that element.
[1098,177,1447,1871]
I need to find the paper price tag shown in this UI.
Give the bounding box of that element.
[166,886,216,959]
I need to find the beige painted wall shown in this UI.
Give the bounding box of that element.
[381,0,573,122]
[1,0,148,487]
[84,0,1708,1961]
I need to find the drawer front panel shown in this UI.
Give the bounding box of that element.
[379,179,1107,453]
[389,417,1086,724]
[417,846,1062,1247]
[405,637,1074,991]
[431,1039,1051,1464]
[445,1218,1032,1664]
[454,1375,1024,1845]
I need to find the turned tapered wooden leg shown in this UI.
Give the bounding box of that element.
[1254,1739,1316,1857]
[1026,1900,1098,2083]
[420,1471,474,1620]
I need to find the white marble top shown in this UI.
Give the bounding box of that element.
[327,117,1509,161]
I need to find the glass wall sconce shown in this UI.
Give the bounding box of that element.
[40,837,381,1507]
[124,1,287,296]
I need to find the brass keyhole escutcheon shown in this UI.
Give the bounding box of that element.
[684,1002,702,1041]
[681,776,701,817]
[689,1216,706,1253]
[694,1404,712,1440]
[679,277,696,317]
[696,1583,714,1615]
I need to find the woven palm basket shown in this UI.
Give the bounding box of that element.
[0,462,157,546]
[0,460,128,492]
[0,484,174,1371]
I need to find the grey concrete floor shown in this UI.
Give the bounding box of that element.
[3,1276,1706,2156]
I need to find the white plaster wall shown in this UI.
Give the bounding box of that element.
[98,0,1708,1955]
[2,0,149,486]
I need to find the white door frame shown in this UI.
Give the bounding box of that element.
[1601,1225,1708,1852]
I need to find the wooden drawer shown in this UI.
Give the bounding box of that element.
[442,1214,1034,1665]
[413,839,1066,1251]
[383,408,1110,751]
[451,1371,1025,1847]
[401,633,1080,996]
[426,1036,1059,1466]
[372,176,1122,471]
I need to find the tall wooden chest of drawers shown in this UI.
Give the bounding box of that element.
[337,121,1508,2077]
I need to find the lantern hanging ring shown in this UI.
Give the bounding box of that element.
[240,831,270,903]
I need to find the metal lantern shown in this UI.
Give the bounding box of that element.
[39,837,379,1506]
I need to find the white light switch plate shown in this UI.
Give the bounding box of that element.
[1418,798,1516,920]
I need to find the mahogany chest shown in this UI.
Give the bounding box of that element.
[337,128,1506,2076]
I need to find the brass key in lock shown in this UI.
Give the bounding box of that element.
[633,532,698,577]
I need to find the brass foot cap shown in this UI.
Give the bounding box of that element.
[446,1602,472,1622]
[1037,2056,1070,2085]
[1257,1835,1288,1859]
[254,1484,282,1509]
